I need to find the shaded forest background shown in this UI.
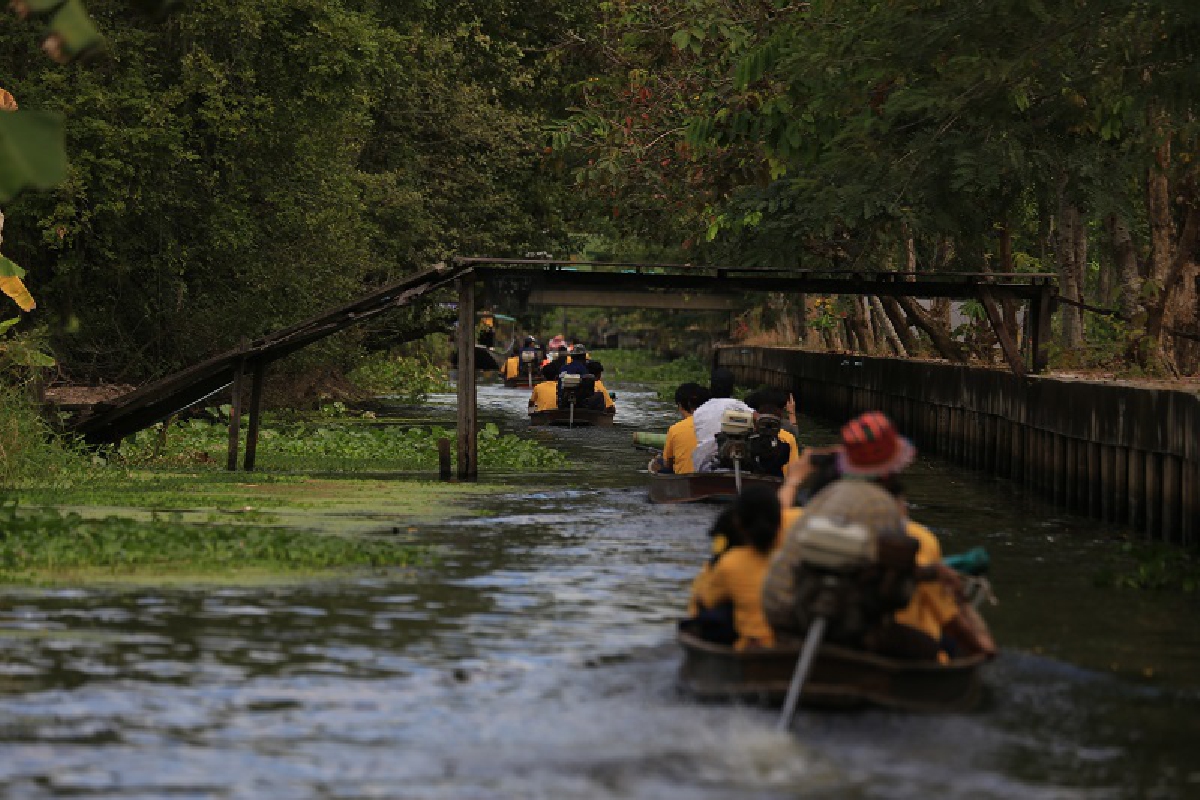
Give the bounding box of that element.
[2,0,1199,387]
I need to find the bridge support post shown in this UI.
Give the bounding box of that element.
[243,360,266,471]
[456,273,477,478]
[226,343,248,471]
[1028,285,1054,374]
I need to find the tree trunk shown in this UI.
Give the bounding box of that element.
[870,296,906,356]
[881,297,920,353]
[895,295,967,362]
[1056,200,1086,348]
[1106,213,1142,320]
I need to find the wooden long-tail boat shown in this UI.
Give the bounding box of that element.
[648,471,782,504]
[676,630,988,713]
[503,374,545,389]
[528,406,616,427]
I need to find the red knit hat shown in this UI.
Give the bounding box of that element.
[836,411,915,477]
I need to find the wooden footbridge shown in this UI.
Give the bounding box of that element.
[69,257,1057,478]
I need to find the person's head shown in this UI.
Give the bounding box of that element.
[733,485,781,554]
[571,344,588,361]
[586,360,604,378]
[836,411,915,478]
[541,362,560,381]
[748,388,787,417]
[710,367,736,399]
[523,336,538,349]
[707,506,743,558]
[788,479,907,548]
[673,382,708,414]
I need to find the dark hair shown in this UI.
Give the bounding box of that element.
[541,362,560,380]
[733,486,781,554]
[586,360,604,377]
[707,507,743,562]
[710,367,736,399]
[674,382,708,413]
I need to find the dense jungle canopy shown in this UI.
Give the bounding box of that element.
[1,0,1199,383]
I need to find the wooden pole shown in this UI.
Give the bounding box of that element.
[979,288,1026,376]
[243,360,266,471]
[1029,286,1054,374]
[226,341,248,471]
[456,274,478,479]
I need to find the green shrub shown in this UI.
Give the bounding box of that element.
[349,352,449,403]
[0,500,424,582]
[0,384,89,487]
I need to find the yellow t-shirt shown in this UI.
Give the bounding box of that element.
[529,381,557,412]
[500,356,520,378]
[697,546,775,649]
[893,520,958,641]
[778,429,801,478]
[594,379,615,409]
[663,415,698,474]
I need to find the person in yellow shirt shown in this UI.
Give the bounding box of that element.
[695,485,781,650]
[683,507,741,644]
[528,363,560,412]
[652,382,708,474]
[585,361,616,410]
[773,411,994,660]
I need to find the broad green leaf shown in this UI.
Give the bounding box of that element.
[45,0,105,63]
[671,30,690,50]
[0,317,19,335]
[15,0,69,17]
[0,110,67,202]
[0,256,25,278]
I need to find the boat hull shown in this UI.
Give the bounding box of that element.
[648,471,782,504]
[529,407,615,427]
[503,375,545,389]
[676,630,986,712]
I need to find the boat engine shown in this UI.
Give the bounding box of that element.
[715,411,790,475]
[519,347,540,381]
[714,409,755,466]
[557,372,596,411]
[788,514,919,647]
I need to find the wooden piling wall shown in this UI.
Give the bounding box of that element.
[716,346,1200,544]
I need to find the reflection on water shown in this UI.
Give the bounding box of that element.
[1,381,1198,798]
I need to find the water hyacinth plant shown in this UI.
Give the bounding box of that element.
[119,417,567,472]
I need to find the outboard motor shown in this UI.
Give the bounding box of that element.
[556,373,596,424]
[519,347,541,386]
[788,515,919,648]
[714,408,755,490]
[746,413,792,477]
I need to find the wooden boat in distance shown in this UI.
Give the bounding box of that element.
[529,406,615,427]
[676,630,988,713]
[503,375,545,389]
[648,471,782,504]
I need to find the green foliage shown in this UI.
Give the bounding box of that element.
[0,382,91,487]
[117,416,568,472]
[0,499,424,582]
[0,110,66,202]
[596,348,708,399]
[348,352,449,403]
[1096,541,1200,593]
[0,0,597,381]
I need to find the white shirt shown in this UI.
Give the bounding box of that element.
[690,397,753,472]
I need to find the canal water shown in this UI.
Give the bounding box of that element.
[1,381,1198,798]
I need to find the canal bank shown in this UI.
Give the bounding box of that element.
[717,346,1200,545]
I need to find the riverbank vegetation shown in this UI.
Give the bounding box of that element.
[0,501,427,585]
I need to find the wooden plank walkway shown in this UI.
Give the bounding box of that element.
[70,260,471,446]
